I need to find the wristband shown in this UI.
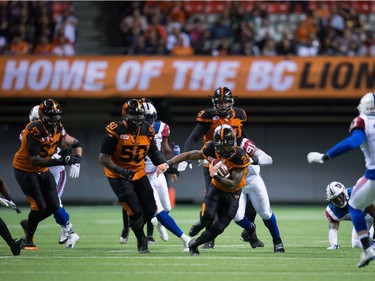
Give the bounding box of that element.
[113,166,123,174]
[322,154,330,161]
[166,160,173,167]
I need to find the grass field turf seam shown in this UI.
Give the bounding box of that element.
[0,205,373,281]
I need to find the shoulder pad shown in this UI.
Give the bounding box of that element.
[105,121,123,137]
[197,108,216,122]
[233,107,247,121]
[231,148,251,166]
[26,121,47,139]
[349,116,365,133]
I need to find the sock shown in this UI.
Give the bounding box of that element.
[122,208,129,230]
[27,209,53,241]
[147,220,154,237]
[180,233,190,242]
[53,207,70,226]
[0,217,14,246]
[349,205,368,233]
[263,213,280,240]
[156,210,183,237]
[350,205,370,249]
[235,216,255,233]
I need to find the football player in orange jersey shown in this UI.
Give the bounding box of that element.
[99,99,169,254]
[13,99,82,250]
[183,86,263,249]
[162,125,257,256]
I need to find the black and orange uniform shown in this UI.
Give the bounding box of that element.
[100,120,165,235]
[194,141,250,245]
[13,120,63,242]
[184,107,247,188]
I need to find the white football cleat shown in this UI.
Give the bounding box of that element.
[59,222,73,244]
[151,217,168,242]
[65,233,80,249]
[358,247,375,268]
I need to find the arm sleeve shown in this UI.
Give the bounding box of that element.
[100,134,118,155]
[253,149,273,166]
[183,123,209,152]
[326,129,366,158]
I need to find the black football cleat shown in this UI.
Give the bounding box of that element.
[202,239,215,249]
[245,226,265,248]
[137,237,150,254]
[188,239,199,256]
[10,237,26,255]
[273,238,285,253]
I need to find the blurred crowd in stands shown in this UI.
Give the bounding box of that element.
[119,1,375,57]
[1,1,374,57]
[0,1,77,55]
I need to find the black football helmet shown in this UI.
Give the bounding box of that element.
[38,98,63,127]
[211,86,234,116]
[213,124,236,158]
[122,99,145,127]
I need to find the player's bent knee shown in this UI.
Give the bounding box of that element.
[259,211,272,220]
[233,213,244,222]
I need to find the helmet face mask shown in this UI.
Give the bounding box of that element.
[213,124,236,158]
[357,92,375,115]
[212,86,234,116]
[38,99,63,128]
[122,99,145,128]
[326,181,349,208]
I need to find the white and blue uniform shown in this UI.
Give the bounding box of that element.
[145,119,190,249]
[325,187,374,248]
[145,120,172,213]
[326,114,375,234]
[234,138,282,243]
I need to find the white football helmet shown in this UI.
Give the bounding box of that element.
[143,101,157,124]
[29,105,40,121]
[357,92,375,115]
[326,181,349,208]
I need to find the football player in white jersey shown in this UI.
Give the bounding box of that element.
[19,105,81,249]
[234,137,285,253]
[324,181,375,250]
[120,100,191,252]
[308,92,375,267]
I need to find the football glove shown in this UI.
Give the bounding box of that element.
[307,152,326,163]
[114,167,135,182]
[327,244,340,250]
[68,163,80,178]
[0,196,21,214]
[178,161,193,171]
[166,166,179,177]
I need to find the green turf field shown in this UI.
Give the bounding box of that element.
[0,205,373,281]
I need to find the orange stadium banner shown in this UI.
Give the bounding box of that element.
[0,56,373,99]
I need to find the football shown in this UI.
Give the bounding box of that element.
[212,160,230,178]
